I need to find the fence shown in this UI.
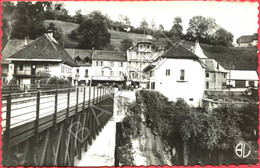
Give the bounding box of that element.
[2,86,114,166]
[1,84,74,94]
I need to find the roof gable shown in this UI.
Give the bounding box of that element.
[1,39,33,64]
[8,34,78,67]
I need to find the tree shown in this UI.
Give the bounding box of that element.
[168,16,183,43]
[120,38,133,51]
[212,27,234,46]
[140,17,148,35]
[75,11,111,49]
[74,9,84,24]
[186,16,217,42]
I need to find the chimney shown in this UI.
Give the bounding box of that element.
[47,29,53,39]
[24,35,29,46]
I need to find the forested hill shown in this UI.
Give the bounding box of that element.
[45,20,258,71]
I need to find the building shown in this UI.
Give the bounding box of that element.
[6,33,78,85]
[65,49,93,86]
[127,41,164,87]
[91,50,128,85]
[1,39,33,84]
[192,41,228,90]
[227,70,258,88]
[236,33,258,47]
[144,43,206,107]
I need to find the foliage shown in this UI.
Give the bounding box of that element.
[9,2,47,39]
[74,9,84,24]
[46,76,71,86]
[46,22,63,40]
[140,17,148,35]
[120,38,133,51]
[72,11,111,49]
[212,27,234,46]
[186,16,218,44]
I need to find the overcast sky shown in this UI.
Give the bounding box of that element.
[63,1,258,41]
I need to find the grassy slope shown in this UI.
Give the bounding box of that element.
[45,20,258,71]
[44,20,153,49]
[183,41,258,71]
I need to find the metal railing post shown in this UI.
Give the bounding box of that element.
[54,89,58,131]
[4,93,11,165]
[93,86,96,104]
[76,87,79,118]
[83,87,86,110]
[35,91,40,142]
[89,87,91,107]
[66,88,70,124]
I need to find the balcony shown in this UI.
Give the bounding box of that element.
[15,70,51,78]
[92,76,124,81]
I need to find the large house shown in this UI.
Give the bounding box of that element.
[91,50,128,85]
[192,41,228,90]
[144,43,206,107]
[127,41,164,87]
[6,33,78,85]
[65,49,93,86]
[236,33,258,47]
[227,70,258,88]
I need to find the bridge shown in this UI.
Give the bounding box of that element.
[1,86,116,166]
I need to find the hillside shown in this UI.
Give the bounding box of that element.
[44,20,153,49]
[45,20,258,71]
[182,41,258,71]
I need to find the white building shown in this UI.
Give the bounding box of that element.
[227,70,258,88]
[144,43,206,107]
[127,41,164,87]
[91,50,128,85]
[65,49,93,86]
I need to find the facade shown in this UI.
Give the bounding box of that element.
[1,39,33,84]
[144,43,206,107]
[127,41,164,87]
[192,41,227,90]
[236,33,258,47]
[65,49,93,85]
[227,70,258,88]
[7,34,78,85]
[91,50,128,85]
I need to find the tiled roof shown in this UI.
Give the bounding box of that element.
[8,34,78,67]
[236,33,258,44]
[1,39,33,64]
[65,49,93,66]
[228,70,258,81]
[162,43,200,59]
[92,50,127,61]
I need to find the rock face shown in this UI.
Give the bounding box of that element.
[131,124,172,166]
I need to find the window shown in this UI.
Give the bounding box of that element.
[102,71,104,76]
[166,69,170,76]
[224,74,226,78]
[180,70,185,80]
[189,98,194,101]
[110,62,114,67]
[76,69,79,73]
[120,62,123,67]
[100,61,103,66]
[150,70,154,77]
[44,64,49,71]
[206,81,209,89]
[119,71,122,76]
[151,82,155,89]
[96,61,99,66]
[85,69,88,77]
[19,64,23,71]
[110,71,114,76]
[206,73,209,78]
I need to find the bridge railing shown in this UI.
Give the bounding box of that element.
[2,86,112,131]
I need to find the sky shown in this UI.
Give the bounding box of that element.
[62,1,258,42]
